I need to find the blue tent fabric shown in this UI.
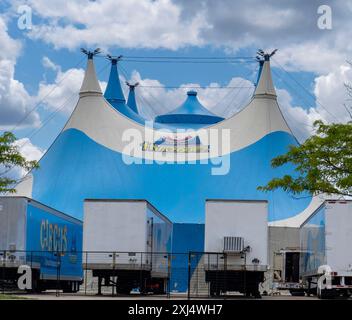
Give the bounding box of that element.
[104,59,125,103]
[104,60,145,125]
[155,91,224,124]
[127,86,139,114]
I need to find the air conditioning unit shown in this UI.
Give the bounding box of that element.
[223,236,244,253]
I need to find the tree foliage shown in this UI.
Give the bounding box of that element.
[258,120,352,197]
[0,132,39,193]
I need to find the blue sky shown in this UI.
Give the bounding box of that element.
[0,0,351,163]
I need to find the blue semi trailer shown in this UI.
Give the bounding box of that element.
[0,197,83,292]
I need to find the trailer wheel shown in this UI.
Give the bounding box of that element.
[317,288,333,299]
[28,272,44,293]
[209,283,221,297]
[116,283,132,295]
[62,281,79,293]
[290,290,305,297]
[342,290,351,298]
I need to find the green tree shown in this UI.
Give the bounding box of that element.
[258,120,352,197]
[0,132,39,193]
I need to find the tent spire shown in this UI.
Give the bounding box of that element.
[126,81,140,114]
[79,48,102,97]
[103,54,145,124]
[253,49,277,99]
[104,55,126,103]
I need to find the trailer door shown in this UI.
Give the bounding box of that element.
[285,252,300,283]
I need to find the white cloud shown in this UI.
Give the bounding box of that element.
[10,137,45,178]
[121,68,349,143]
[276,88,322,142]
[4,0,351,142]
[0,17,40,129]
[275,43,347,75]
[30,57,352,145]
[127,70,254,119]
[6,0,347,77]
[14,138,44,162]
[314,63,352,122]
[275,63,352,142]
[42,56,60,72]
[37,57,107,114]
[27,0,209,50]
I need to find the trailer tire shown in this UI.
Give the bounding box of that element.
[290,290,305,297]
[317,288,333,299]
[342,290,351,298]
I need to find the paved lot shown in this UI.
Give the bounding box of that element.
[3,292,321,300]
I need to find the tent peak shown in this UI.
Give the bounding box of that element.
[104,56,126,103]
[187,90,197,96]
[107,54,123,65]
[253,49,278,99]
[126,81,139,114]
[126,81,140,91]
[79,51,102,97]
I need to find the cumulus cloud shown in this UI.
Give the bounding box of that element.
[127,65,352,143]
[131,70,323,143]
[181,0,352,74]
[3,0,350,142]
[26,0,209,50]
[18,0,352,75]
[276,88,321,142]
[126,70,254,120]
[275,62,352,142]
[15,138,44,177]
[1,137,45,181]
[37,57,107,114]
[14,137,44,162]
[314,63,352,122]
[33,57,352,144]
[0,17,40,129]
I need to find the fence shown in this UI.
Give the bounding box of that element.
[188,252,266,298]
[0,250,266,298]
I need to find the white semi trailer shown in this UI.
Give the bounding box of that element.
[300,200,352,299]
[205,200,268,298]
[83,199,172,295]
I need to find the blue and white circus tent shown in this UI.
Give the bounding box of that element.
[15,52,323,234]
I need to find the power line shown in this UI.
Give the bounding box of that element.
[217,67,257,117]
[122,55,254,60]
[10,56,86,132]
[15,61,111,155]
[95,54,255,61]
[272,58,341,122]
[271,68,333,130]
[118,63,168,117]
[121,59,255,64]
[138,85,253,89]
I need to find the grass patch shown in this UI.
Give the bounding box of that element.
[0,293,30,300]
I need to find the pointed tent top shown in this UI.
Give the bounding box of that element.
[126,82,139,114]
[103,56,145,124]
[155,90,224,124]
[255,60,264,86]
[253,50,277,98]
[104,56,126,103]
[79,55,102,97]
